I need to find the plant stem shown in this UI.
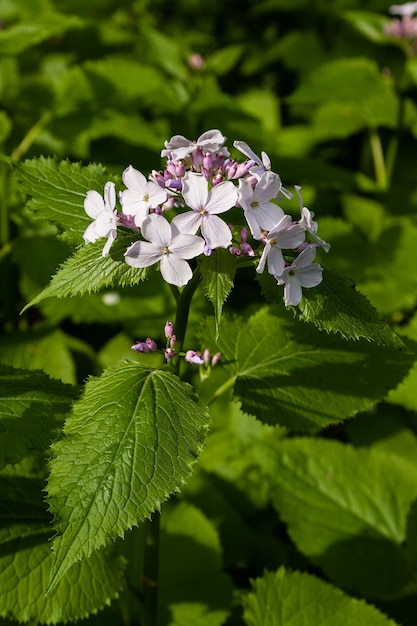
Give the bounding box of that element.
[11,111,53,160]
[173,269,202,374]
[142,511,161,626]
[369,128,387,191]
[207,375,236,406]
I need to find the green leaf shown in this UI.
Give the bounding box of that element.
[14,156,111,244]
[243,567,399,626]
[0,365,78,471]
[259,268,406,348]
[0,14,84,55]
[203,307,415,430]
[159,502,233,626]
[200,248,237,336]
[0,476,125,624]
[21,234,149,312]
[343,11,396,44]
[46,362,210,590]
[259,438,417,598]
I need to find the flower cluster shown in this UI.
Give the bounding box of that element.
[384,2,417,54]
[131,320,220,368]
[83,130,329,306]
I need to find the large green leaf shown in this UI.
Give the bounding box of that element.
[258,438,417,598]
[0,14,84,55]
[0,476,124,624]
[258,268,405,348]
[14,156,111,244]
[243,568,399,626]
[203,307,415,430]
[21,234,148,312]
[158,502,233,626]
[199,248,237,337]
[46,362,210,590]
[0,365,78,471]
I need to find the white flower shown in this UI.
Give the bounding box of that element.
[83,181,118,257]
[234,139,292,198]
[161,129,227,160]
[295,186,330,253]
[256,214,306,277]
[124,213,205,287]
[276,246,323,306]
[389,2,417,16]
[120,165,168,228]
[173,172,237,249]
[237,172,285,240]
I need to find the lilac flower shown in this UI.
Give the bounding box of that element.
[295,186,330,253]
[120,165,168,228]
[233,140,272,178]
[161,129,227,160]
[389,2,417,16]
[237,172,285,240]
[276,246,323,306]
[173,172,237,249]
[256,215,306,277]
[124,213,204,287]
[83,182,118,257]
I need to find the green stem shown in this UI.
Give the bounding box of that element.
[173,269,202,374]
[142,511,161,626]
[369,128,387,191]
[206,375,236,406]
[11,111,53,160]
[385,95,406,189]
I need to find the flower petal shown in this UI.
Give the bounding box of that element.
[169,234,205,259]
[125,241,162,268]
[201,215,232,249]
[84,190,105,219]
[205,181,237,215]
[182,172,208,211]
[141,213,172,246]
[160,255,193,287]
[267,247,285,276]
[292,246,317,268]
[104,181,116,211]
[122,165,147,193]
[284,278,303,306]
[253,172,282,204]
[296,265,323,288]
[172,211,202,235]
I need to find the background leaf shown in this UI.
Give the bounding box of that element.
[242,568,399,626]
[258,438,417,598]
[0,476,125,624]
[47,362,210,589]
[199,249,237,336]
[0,365,78,471]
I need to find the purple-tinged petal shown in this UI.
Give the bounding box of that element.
[168,234,205,259]
[122,165,147,192]
[267,247,285,276]
[205,181,237,215]
[283,278,303,306]
[172,211,202,235]
[141,213,172,247]
[256,243,270,274]
[201,215,232,249]
[182,172,209,211]
[253,172,282,204]
[104,181,116,211]
[160,255,193,287]
[101,229,117,257]
[125,241,162,268]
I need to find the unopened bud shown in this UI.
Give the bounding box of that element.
[185,350,205,365]
[165,321,174,338]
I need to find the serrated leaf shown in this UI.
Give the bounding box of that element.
[258,267,405,348]
[0,365,78,471]
[200,249,236,336]
[159,502,233,626]
[243,567,399,626]
[203,307,415,430]
[14,157,111,244]
[0,476,124,624]
[21,234,148,312]
[258,439,417,598]
[46,362,210,590]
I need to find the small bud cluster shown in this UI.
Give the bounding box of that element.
[83,130,330,306]
[132,321,220,369]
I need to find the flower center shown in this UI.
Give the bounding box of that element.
[250,201,259,209]
[162,246,170,255]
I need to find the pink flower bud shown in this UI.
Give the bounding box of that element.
[165,321,174,338]
[165,347,175,360]
[131,341,149,353]
[146,338,157,351]
[211,352,221,366]
[229,246,241,256]
[185,350,205,365]
[170,335,177,348]
[203,349,211,364]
